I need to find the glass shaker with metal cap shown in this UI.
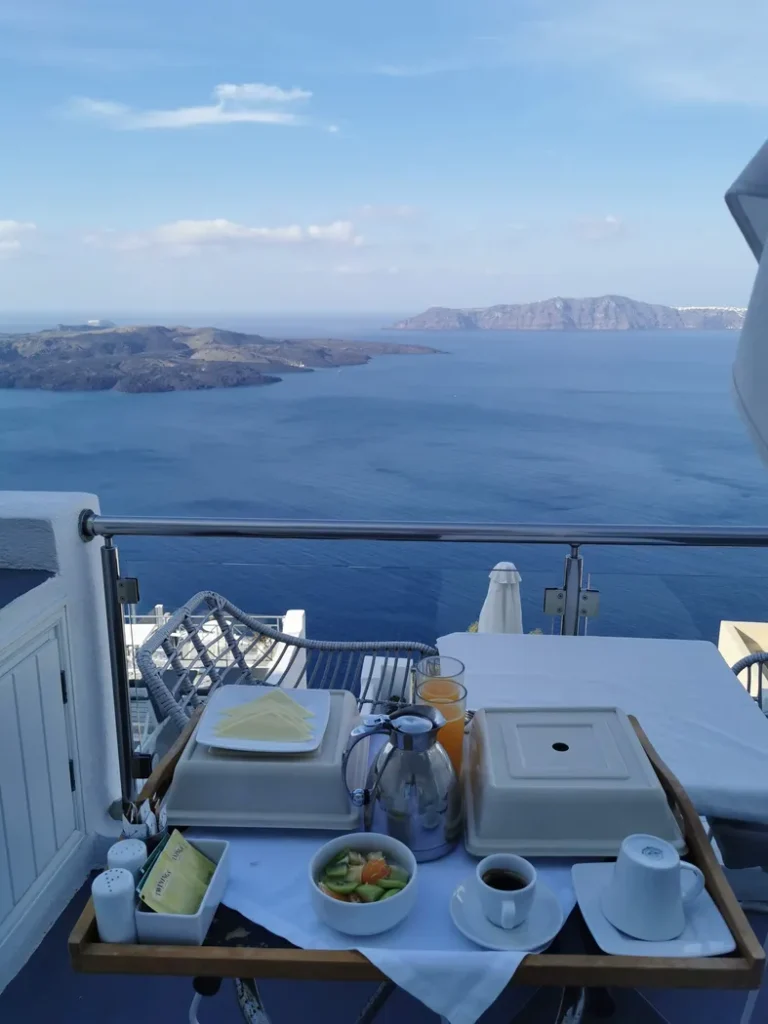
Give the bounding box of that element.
[341,705,462,861]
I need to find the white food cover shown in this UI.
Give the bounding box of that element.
[465,706,684,857]
[165,688,366,830]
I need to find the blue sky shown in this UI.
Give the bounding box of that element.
[1,0,766,314]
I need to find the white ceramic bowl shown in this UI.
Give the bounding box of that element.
[309,833,418,936]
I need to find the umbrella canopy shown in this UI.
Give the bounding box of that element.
[477,562,523,634]
[726,138,768,260]
[727,139,768,466]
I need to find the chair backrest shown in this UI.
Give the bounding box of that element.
[730,651,768,712]
[136,590,438,731]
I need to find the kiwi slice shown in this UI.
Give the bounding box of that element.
[324,880,359,895]
[387,865,409,884]
[355,884,385,903]
[324,862,350,879]
[378,879,406,891]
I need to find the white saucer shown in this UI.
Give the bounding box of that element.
[572,862,736,957]
[450,876,564,952]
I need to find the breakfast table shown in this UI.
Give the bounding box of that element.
[69,634,768,1024]
[437,633,768,824]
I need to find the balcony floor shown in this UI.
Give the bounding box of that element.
[2,883,768,1024]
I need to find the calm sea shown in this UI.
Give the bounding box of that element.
[1,317,767,643]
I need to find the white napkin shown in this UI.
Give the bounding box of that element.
[193,830,576,1024]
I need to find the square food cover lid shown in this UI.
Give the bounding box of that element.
[165,688,365,831]
[465,706,685,857]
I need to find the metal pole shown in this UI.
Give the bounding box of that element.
[561,545,583,636]
[101,538,135,804]
[79,511,768,547]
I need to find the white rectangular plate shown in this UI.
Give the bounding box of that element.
[572,862,736,957]
[197,685,331,753]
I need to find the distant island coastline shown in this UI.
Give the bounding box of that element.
[391,295,746,331]
[0,324,437,393]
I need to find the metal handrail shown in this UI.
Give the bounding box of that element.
[83,509,768,804]
[80,511,768,546]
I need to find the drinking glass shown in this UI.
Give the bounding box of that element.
[415,656,466,776]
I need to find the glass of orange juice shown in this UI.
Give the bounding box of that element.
[414,656,466,777]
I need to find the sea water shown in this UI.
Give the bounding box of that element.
[1,318,766,643]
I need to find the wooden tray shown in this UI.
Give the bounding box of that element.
[69,715,765,990]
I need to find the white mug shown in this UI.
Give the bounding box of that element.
[476,854,537,930]
[601,834,705,941]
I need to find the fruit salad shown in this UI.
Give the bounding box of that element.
[316,849,411,903]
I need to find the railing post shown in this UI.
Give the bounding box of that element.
[561,545,583,636]
[101,538,135,804]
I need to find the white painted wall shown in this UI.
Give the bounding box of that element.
[0,629,76,916]
[0,492,121,993]
[0,495,310,992]
[0,493,119,835]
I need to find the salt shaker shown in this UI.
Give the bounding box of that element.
[107,838,148,881]
[91,868,137,944]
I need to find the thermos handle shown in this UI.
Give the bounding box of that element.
[342,715,390,805]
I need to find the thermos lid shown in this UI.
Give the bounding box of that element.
[392,715,433,734]
[389,705,445,751]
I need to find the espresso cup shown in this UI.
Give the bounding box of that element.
[601,834,705,941]
[476,854,537,930]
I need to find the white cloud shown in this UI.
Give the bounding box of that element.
[87,218,363,252]
[307,221,361,243]
[522,1,768,106]
[68,81,313,130]
[571,214,626,243]
[213,83,310,103]
[372,2,768,107]
[0,219,36,256]
[150,220,304,246]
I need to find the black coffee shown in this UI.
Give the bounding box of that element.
[482,869,529,892]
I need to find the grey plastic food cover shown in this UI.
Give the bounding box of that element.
[465,706,685,857]
[165,688,366,831]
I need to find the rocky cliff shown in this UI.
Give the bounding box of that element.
[391,295,746,331]
[0,324,437,393]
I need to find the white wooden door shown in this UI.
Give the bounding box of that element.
[0,629,76,925]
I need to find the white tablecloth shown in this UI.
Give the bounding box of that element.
[199,828,575,1024]
[438,633,768,823]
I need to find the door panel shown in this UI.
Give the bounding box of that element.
[0,627,76,921]
[36,638,76,846]
[13,652,58,874]
[0,674,37,904]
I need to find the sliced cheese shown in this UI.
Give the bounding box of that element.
[217,702,300,728]
[220,688,313,720]
[214,707,312,742]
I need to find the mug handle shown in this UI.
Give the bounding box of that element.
[500,900,518,929]
[680,863,705,905]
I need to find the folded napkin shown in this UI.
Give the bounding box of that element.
[193,830,575,1024]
